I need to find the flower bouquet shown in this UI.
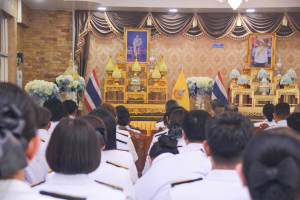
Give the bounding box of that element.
[257,68,268,80]
[237,75,248,89]
[230,69,240,83]
[280,74,292,89]
[286,69,297,80]
[55,75,85,100]
[25,80,61,104]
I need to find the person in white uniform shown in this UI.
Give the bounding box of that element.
[43,98,69,135]
[63,100,77,119]
[0,83,55,200]
[267,42,272,64]
[254,39,268,67]
[287,112,300,134]
[254,103,276,127]
[89,108,139,183]
[236,129,300,200]
[155,99,179,130]
[165,112,254,200]
[251,43,258,66]
[266,102,290,130]
[32,118,126,200]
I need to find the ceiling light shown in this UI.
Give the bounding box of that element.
[169,9,177,12]
[98,7,106,11]
[246,9,255,12]
[217,0,248,10]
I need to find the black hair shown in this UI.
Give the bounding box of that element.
[224,103,239,112]
[165,100,179,112]
[263,104,275,122]
[163,112,168,126]
[167,106,186,123]
[214,106,225,115]
[275,102,290,120]
[37,107,52,129]
[243,129,300,200]
[182,110,211,142]
[116,105,130,126]
[46,118,100,174]
[99,102,117,117]
[210,99,224,111]
[63,100,78,115]
[287,112,300,134]
[149,135,179,159]
[89,108,116,150]
[43,98,69,122]
[168,109,187,139]
[205,112,254,165]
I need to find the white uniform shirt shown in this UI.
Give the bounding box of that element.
[116,127,138,162]
[0,179,54,200]
[155,121,165,130]
[165,170,251,200]
[32,173,126,200]
[36,129,51,177]
[135,151,211,200]
[267,46,272,57]
[47,121,59,135]
[25,156,45,184]
[265,120,288,130]
[102,149,139,184]
[251,47,256,57]
[254,46,268,64]
[254,119,276,127]
[178,143,206,156]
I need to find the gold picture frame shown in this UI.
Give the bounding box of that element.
[124,28,151,63]
[247,33,276,70]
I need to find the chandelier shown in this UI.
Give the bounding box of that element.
[217,0,249,10]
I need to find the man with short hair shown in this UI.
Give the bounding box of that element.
[63,100,77,118]
[224,103,239,112]
[165,112,253,200]
[254,39,268,67]
[266,102,290,130]
[210,99,224,116]
[214,105,225,115]
[287,112,300,134]
[155,100,179,130]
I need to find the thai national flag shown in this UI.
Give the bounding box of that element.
[211,70,228,105]
[84,68,102,112]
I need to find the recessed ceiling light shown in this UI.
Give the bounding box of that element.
[98,7,106,11]
[169,9,177,12]
[246,9,255,12]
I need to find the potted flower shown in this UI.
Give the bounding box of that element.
[230,69,240,83]
[280,75,292,89]
[257,68,268,81]
[237,75,248,89]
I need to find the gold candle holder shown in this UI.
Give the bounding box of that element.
[232,78,238,83]
[113,78,120,85]
[282,84,289,89]
[152,78,160,86]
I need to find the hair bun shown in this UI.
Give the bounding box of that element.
[168,120,183,138]
[158,135,178,149]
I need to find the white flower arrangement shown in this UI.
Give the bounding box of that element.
[286,69,297,79]
[230,69,240,78]
[237,75,248,85]
[186,76,214,98]
[25,80,61,103]
[55,75,85,93]
[280,75,293,85]
[257,68,268,79]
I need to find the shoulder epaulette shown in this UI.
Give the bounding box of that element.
[119,126,128,131]
[95,180,123,191]
[41,139,45,142]
[106,161,129,170]
[117,132,129,137]
[40,191,86,200]
[200,149,204,153]
[171,178,203,188]
[116,139,127,144]
[156,120,163,124]
[154,129,165,135]
[131,127,140,131]
[31,180,45,187]
[155,132,166,137]
[177,146,183,148]
[116,148,129,152]
[48,169,53,173]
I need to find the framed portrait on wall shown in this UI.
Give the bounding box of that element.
[124,28,151,63]
[248,33,276,70]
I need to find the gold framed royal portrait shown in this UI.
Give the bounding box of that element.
[247,33,276,70]
[124,28,151,63]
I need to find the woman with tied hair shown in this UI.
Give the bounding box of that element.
[236,129,300,200]
[254,104,276,127]
[32,118,126,200]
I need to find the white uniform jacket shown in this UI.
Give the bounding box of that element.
[165,170,251,200]
[254,119,276,127]
[47,121,60,135]
[32,173,126,200]
[254,46,268,64]
[116,127,138,162]
[265,120,288,130]
[155,121,165,130]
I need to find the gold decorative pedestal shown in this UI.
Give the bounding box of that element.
[125,92,147,104]
[231,88,255,107]
[104,85,126,104]
[148,86,168,104]
[276,89,300,106]
[253,95,277,107]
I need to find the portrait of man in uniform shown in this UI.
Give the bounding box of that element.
[248,33,276,69]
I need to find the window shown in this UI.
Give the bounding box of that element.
[0,13,8,82]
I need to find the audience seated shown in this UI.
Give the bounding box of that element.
[254,103,276,127]
[0,83,54,200]
[166,112,254,200]
[214,105,225,115]
[294,104,300,113]
[224,103,239,112]
[43,98,69,134]
[210,99,224,116]
[99,102,118,121]
[287,112,300,134]
[155,99,179,130]
[62,100,78,118]
[89,108,139,183]
[237,129,300,200]
[266,102,290,130]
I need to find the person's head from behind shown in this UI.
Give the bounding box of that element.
[79,115,107,150]
[149,135,179,165]
[37,107,52,131]
[116,105,130,126]
[263,103,275,122]
[224,103,239,112]
[46,118,100,174]
[89,108,116,150]
[214,106,225,115]
[237,129,300,200]
[294,104,300,113]
[166,106,186,125]
[210,99,224,116]
[168,109,187,139]
[204,112,254,168]
[163,112,168,128]
[165,100,179,112]
[43,98,68,122]
[182,110,211,144]
[99,102,117,118]
[0,83,39,178]
[274,102,290,122]
[63,100,78,117]
[287,112,300,134]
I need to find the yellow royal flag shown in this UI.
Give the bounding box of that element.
[172,70,190,111]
